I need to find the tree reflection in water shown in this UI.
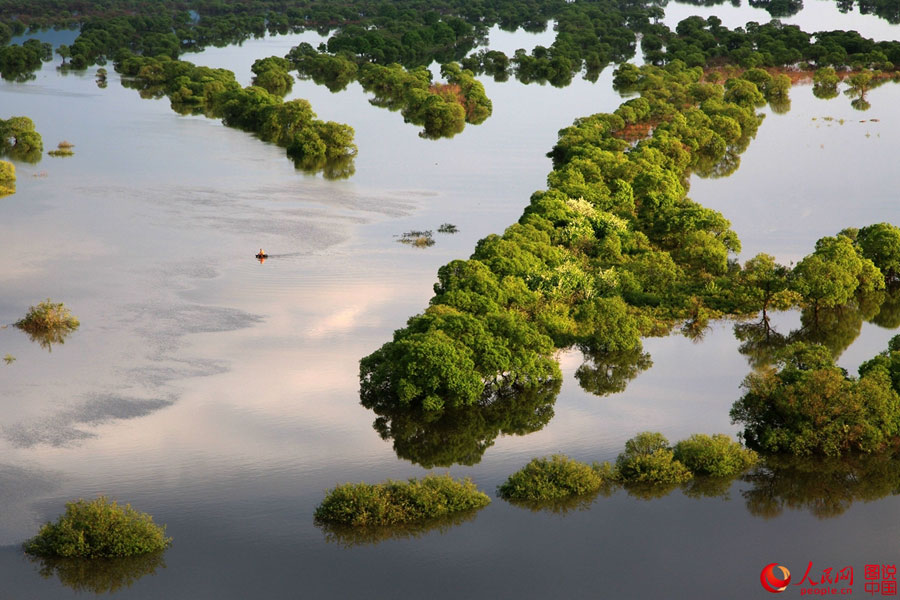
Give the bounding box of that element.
[741,453,900,519]
[29,552,166,594]
[317,508,483,548]
[368,379,559,468]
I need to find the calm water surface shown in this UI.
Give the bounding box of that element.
[1,9,900,598]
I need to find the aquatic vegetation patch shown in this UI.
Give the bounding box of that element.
[48,141,75,157]
[0,159,14,195]
[498,454,610,501]
[315,474,490,526]
[15,299,79,334]
[24,497,171,558]
[672,433,759,477]
[615,432,693,485]
[398,230,435,247]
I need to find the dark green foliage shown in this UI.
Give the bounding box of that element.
[23,497,171,558]
[672,433,758,477]
[615,432,693,484]
[314,474,490,526]
[0,38,51,81]
[731,342,900,455]
[117,54,356,177]
[29,552,166,594]
[498,454,608,501]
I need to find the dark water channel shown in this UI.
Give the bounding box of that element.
[2,4,900,597]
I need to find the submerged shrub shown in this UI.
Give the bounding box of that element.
[24,497,171,558]
[15,299,79,333]
[314,474,490,526]
[0,159,14,195]
[498,454,608,501]
[615,432,693,484]
[672,433,758,477]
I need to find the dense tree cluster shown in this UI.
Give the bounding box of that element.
[0,115,43,163]
[642,15,900,70]
[361,61,782,413]
[117,54,356,177]
[731,338,900,456]
[0,37,51,81]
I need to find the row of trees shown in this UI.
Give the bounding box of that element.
[289,43,493,139]
[359,61,776,414]
[116,54,357,178]
[360,57,900,465]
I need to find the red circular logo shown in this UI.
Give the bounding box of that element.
[761,563,792,593]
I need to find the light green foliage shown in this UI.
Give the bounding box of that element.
[498,455,607,501]
[813,67,840,99]
[615,432,693,484]
[23,497,171,558]
[15,299,79,334]
[792,234,884,310]
[314,475,490,526]
[361,62,767,412]
[250,56,293,96]
[0,115,43,162]
[0,159,14,196]
[731,342,900,455]
[672,434,758,477]
[737,253,797,314]
[723,77,767,107]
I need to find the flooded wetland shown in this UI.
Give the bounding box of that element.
[3,0,900,597]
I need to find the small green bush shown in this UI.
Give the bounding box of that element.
[498,454,608,501]
[0,159,14,195]
[24,497,171,558]
[615,432,693,484]
[15,299,79,333]
[314,474,490,526]
[673,433,759,477]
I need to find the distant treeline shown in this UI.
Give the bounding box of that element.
[4,0,900,86]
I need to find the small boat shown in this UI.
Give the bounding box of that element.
[255,253,268,259]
